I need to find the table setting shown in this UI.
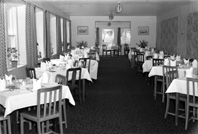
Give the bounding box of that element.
[0,73,75,118]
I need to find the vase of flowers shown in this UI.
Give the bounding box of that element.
[7,47,19,67]
[76,41,88,49]
[136,40,148,48]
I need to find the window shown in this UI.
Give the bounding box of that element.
[121,29,131,45]
[36,7,44,60]
[5,3,26,68]
[60,18,64,52]
[50,13,57,56]
[66,20,70,50]
[102,29,114,49]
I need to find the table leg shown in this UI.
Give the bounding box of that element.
[82,79,85,101]
[154,76,157,100]
[175,93,179,126]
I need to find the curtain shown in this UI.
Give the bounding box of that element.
[26,3,38,68]
[95,27,99,47]
[0,0,7,76]
[117,27,121,48]
[63,19,67,52]
[44,11,51,58]
[56,16,62,55]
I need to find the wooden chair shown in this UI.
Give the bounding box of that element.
[0,108,11,134]
[185,78,198,130]
[161,66,178,102]
[79,58,91,73]
[20,85,63,134]
[124,43,129,55]
[66,67,82,103]
[102,45,107,56]
[153,59,164,101]
[136,52,144,73]
[152,58,164,66]
[55,74,67,128]
[164,70,186,126]
[26,67,36,79]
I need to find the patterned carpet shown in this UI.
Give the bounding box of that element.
[13,56,198,133]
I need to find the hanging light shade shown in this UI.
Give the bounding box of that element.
[109,13,114,20]
[107,22,111,26]
[116,2,123,13]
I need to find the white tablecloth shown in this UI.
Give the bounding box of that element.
[166,77,198,96]
[0,83,75,117]
[35,67,92,83]
[148,66,186,78]
[142,60,152,72]
[50,59,98,80]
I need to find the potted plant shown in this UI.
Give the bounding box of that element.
[7,47,19,67]
[136,40,148,48]
[76,41,88,49]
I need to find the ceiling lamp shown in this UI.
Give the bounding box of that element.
[107,22,111,26]
[116,2,123,13]
[109,13,114,20]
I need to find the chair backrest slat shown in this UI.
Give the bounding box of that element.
[186,78,198,105]
[37,85,62,119]
[66,68,82,87]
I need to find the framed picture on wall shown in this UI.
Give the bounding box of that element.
[138,26,149,35]
[77,26,88,35]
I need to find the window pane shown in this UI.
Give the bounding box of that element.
[121,29,131,45]
[50,14,57,55]
[66,20,70,43]
[36,8,44,60]
[60,18,64,52]
[5,3,26,68]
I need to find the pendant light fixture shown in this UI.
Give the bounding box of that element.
[116,2,123,13]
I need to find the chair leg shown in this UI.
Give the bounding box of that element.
[3,120,7,134]
[164,95,170,119]
[7,116,11,134]
[185,105,189,130]
[62,100,67,128]
[20,115,24,134]
[37,122,41,134]
[154,76,157,100]
[59,116,63,134]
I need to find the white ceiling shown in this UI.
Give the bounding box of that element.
[23,0,194,16]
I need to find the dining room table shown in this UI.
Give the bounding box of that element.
[166,76,198,126]
[0,82,75,118]
[35,66,92,102]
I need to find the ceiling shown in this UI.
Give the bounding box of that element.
[20,0,194,16]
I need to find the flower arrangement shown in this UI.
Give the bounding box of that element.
[76,41,88,48]
[136,40,148,48]
[7,47,19,61]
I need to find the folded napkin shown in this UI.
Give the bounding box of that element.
[151,48,155,53]
[185,67,193,78]
[184,58,189,64]
[59,55,65,62]
[0,78,7,92]
[159,55,164,59]
[176,55,181,61]
[153,53,159,59]
[170,55,175,60]
[170,60,176,66]
[64,54,69,61]
[33,78,42,91]
[41,62,47,71]
[159,51,164,56]
[164,58,170,66]
[67,59,74,68]
[5,74,13,84]
[192,59,198,68]
[42,71,49,84]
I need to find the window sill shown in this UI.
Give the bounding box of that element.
[7,64,26,72]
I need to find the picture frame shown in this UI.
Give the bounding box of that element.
[138,26,149,35]
[77,26,88,35]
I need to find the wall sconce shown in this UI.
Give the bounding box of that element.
[116,2,123,13]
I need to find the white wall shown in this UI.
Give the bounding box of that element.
[70,16,156,48]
